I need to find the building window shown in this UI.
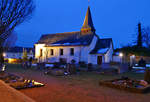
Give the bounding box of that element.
[70,48,74,56]
[50,49,54,55]
[60,49,63,56]
[40,49,43,57]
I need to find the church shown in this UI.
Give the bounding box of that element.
[35,6,113,65]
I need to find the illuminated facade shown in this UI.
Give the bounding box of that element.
[35,6,113,64]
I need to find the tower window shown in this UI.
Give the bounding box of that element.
[70,48,74,56]
[60,49,63,56]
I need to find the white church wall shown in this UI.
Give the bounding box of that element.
[89,54,106,64]
[88,54,97,64]
[35,44,45,61]
[104,43,113,63]
[34,35,113,65]
[88,36,98,64]
[88,36,98,52]
[79,35,98,64]
[80,46,89,63]
[42,46,81,63]
[113,56,121,62]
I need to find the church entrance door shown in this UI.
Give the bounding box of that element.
[97,56,102,65]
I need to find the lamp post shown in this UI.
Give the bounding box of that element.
[119,53,123,64]
[118,53,123,74]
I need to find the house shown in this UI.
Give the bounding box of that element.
[3,47,34,63]
[35,6,113,65]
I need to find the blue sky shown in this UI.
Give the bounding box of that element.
[15,0,150,48]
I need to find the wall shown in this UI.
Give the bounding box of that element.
[88,54,105,64]
[113,56,122,62]
[104,43,113,63]
[87,35,98,64]
[35,35,115,65]
[35,44,45,62]
[35,35,99,64]
[88,54,97,64]
[42,46,81,63]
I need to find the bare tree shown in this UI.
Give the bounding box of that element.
[3,31,17,48]
[143,27,150,48]
[0,0,35,66]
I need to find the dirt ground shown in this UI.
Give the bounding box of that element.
[6,64,150,102]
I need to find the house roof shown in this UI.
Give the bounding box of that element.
[38,31,94,46]
[6,47,34,53]
[90,38,112,54]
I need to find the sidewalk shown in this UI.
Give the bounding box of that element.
[0,80,35,102]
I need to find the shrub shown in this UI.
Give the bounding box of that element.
[71,59,76,64]
[88,63,93,71]
[79,61,87,68]
[53,62,60,68]
[51,69,64,76]
[110,61,120,65]
[59,58,67,65]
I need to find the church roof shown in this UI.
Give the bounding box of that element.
[81,6,95,31]
[37,6,112,48]
[38,31,94,46]
[90,38,113,54]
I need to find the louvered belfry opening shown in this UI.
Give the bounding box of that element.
[81,6,95,35]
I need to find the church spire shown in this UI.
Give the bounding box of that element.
[81,6,95,34]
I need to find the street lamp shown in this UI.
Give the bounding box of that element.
[118,52,124,74]
[119,53,123,64]
[3,53,6,57]
[119,53,123,57]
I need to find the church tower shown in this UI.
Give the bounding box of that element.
[81,6,95,34]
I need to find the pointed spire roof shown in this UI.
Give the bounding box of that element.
[81,6,95,31]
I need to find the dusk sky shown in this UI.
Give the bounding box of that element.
[15,0,150,48]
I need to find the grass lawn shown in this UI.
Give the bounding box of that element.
[4,63,150,102]
[6,63,144,81]
[5,63,145,88]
